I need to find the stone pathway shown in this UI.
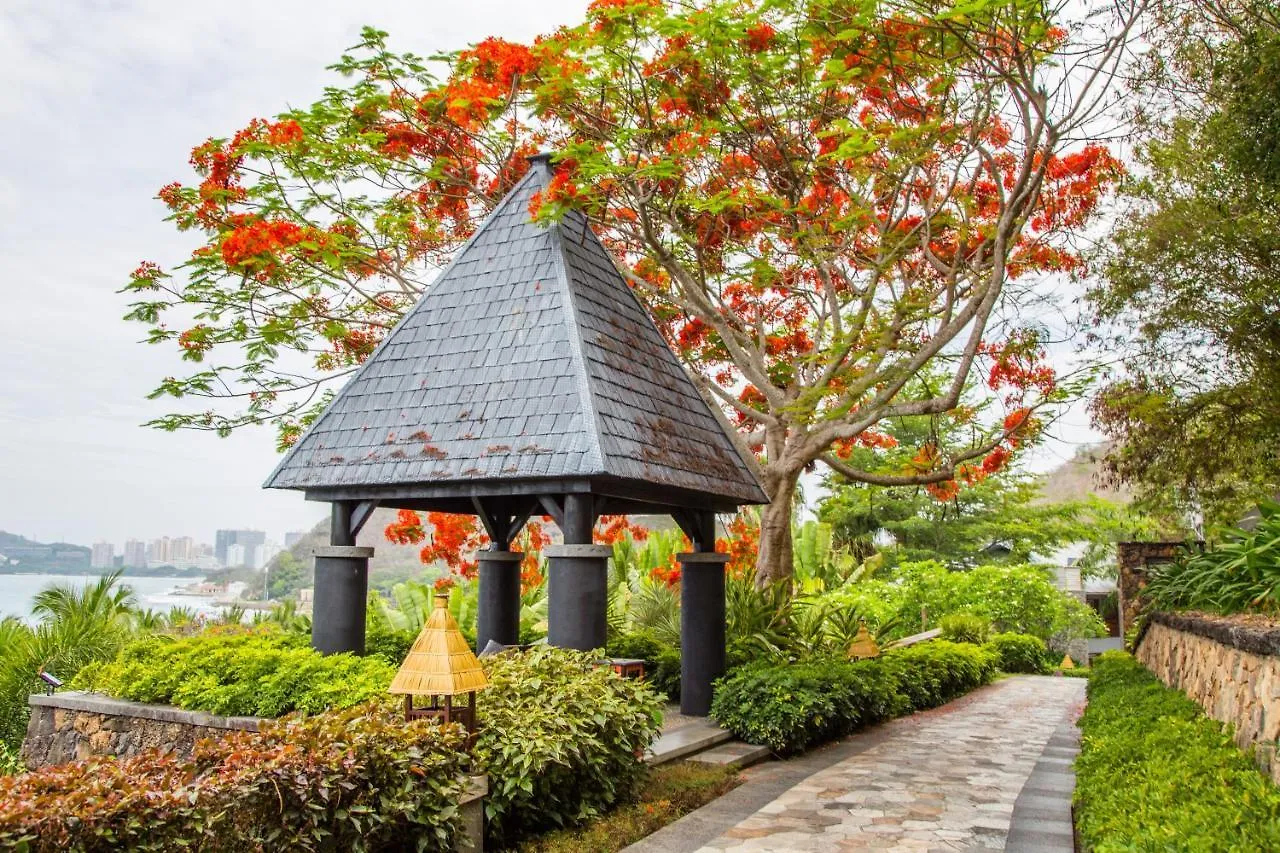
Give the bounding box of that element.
[626,675,1085,853]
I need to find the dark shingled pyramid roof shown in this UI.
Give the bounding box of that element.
[265,158,766,509]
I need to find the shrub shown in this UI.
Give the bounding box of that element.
[0,741,22,776]
[893,561,1106,642]
[985,633,1050,674]
[939,612,991,644]
[72,629,396,717]
[1075,652,1280,850]
[365,624,416,664]
[476,646,665,847]
[879,641,998,710]
[606,630,681,701]
[710,640,994,755]
[0,702,470,852]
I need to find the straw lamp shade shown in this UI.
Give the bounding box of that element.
[390,593,488,742]
[390,593,489,696]
[847,621,881,660]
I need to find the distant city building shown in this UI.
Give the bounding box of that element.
[123,539,147,568]
[284,530,307,549]
[255,541,282,569]
[225,543,247,568]
[171,536,195,562]
[215,529,266,566]
[147,536,173,565]
[90,542,114,569]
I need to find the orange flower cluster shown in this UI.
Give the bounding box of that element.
[595,515,651,545]
[219,218,310,268]
[717,512,759,579]
[744,23,776,53]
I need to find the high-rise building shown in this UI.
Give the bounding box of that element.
[123,539,147,568]
[90,542,114,569]
[148,536,173,566]
[215,529,266,566]
[171,536,194,562]
[225,543,247,568]
[284,530,307,549]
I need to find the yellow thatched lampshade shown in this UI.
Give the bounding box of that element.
[847,621,881,660]
[389,593,489,696]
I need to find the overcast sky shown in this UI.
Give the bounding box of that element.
[0,0,1101,549]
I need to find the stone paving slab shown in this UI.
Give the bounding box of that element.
[625,675,1086,853]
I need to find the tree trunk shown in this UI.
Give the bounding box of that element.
[755,471,799,586]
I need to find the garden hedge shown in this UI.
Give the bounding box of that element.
[710,640,997,755]
[0,703,470,852]
[71,629,395,718]
[50,640,664,850]
[1075,652,1280,850]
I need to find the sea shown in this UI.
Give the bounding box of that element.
[0,573,223,624]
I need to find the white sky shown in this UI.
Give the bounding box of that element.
[0,0,1101,548]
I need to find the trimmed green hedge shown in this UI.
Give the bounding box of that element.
[985,632,1050,674]
[1075,652,1280,850]
[710,640,997,755]
[0,703,469,852]
[72,630,395,717]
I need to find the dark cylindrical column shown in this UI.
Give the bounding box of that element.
[679,552,730,716]
[547,544,611,651]
[311,540,373,653]
[311,545,374,655]
[477,550,523,651]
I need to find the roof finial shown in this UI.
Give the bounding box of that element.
[527,151,555,172]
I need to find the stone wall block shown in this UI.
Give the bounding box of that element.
[21,692,262,770]
[1138,615,1280,784]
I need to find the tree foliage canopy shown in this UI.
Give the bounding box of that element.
[125,0,1140,578]
[1090,0,1280,525]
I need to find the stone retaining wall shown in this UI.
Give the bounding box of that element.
[1136,612,1280,784]
[21,691,259,769]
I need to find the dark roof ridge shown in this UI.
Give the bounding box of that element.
[546,216,608,474]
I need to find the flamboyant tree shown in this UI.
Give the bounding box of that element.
[126,0,1142,582]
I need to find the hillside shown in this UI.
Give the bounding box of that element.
[0,531,91,572]
[1035,444,1130,505]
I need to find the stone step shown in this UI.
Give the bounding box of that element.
[647,720,734,766]
[685,740,772,769]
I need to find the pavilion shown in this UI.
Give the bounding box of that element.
[265,154,767,714]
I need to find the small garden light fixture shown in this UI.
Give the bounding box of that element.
[37,669,62,695]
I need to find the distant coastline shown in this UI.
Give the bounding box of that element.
[0,566,205,579]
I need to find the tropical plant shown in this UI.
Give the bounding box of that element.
[0,573,143,751]
[1145,502,1280,614]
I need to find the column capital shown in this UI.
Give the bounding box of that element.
[677,552,731,564]
[545,544,612,558]
[476,550,523,562]
[313,545,375,559]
